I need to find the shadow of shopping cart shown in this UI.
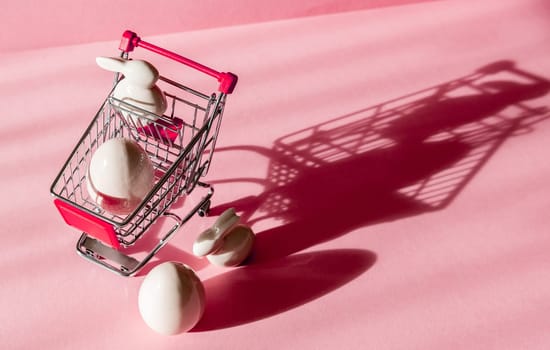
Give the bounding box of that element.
[212,60,550,263]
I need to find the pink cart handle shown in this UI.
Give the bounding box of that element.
[119,30,238,94]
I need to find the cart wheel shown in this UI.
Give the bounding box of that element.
[198,200,211,217]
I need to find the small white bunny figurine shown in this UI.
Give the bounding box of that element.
[96,56,167,125]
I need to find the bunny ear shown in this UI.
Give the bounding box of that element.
[96,56,127,73]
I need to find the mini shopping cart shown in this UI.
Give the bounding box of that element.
[50,30,238,276]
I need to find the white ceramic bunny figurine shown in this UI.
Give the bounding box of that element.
[96,56,167,125]
[192,208,255,267]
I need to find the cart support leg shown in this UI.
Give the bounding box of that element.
[75,182,214,277]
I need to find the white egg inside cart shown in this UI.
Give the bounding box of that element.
[86,137,155,216]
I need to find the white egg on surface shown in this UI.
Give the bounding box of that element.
[138,262,205,335]
[86,137,154,215]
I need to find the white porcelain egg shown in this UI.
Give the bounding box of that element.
[138,262,205,335]
[86,137,155,215]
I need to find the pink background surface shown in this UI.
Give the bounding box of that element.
[2,0,550,349]
[1,0,436,52]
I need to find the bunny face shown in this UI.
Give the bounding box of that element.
[96,56,167,123]
[123,60,159,88]
[96,57,159,88]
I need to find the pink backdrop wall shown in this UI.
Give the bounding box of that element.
[1,0,437,52]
